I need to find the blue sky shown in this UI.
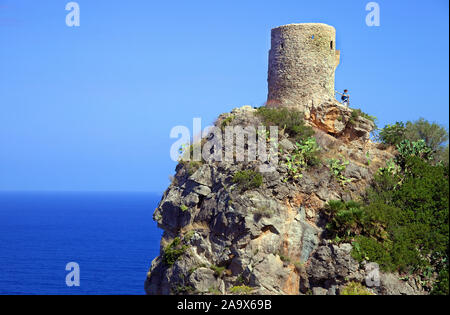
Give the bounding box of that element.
[0,0,448,192]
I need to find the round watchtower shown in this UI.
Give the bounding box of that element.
[267,23,340,111]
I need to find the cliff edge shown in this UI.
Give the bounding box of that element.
[144,103,426,295]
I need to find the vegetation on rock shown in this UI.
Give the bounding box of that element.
[378,118,448,165]
[220,114,235,131]
[229,285,254,295]
[162,237,189,267]
[378,122,407,147]
[282,137,321,182]
[327,156,352,186]
[324,133,449,294]
[181,160,203,176]
[256,107,314,143]
[232,169,263,191]
[350,108,377,126]
[340,282,374,295]
[324,200,364,240]
[148,105,449,296]
[210,265,226,277]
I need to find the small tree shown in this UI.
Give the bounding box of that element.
[404,118,448,152]
[378,118,448,154]
[378,122,406,146]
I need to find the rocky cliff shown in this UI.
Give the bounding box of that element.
[145,102,426,295]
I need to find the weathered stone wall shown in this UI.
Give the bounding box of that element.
[267,23,339,111]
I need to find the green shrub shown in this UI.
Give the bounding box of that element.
[184,230,196,242]
[162,237,188,267]
[396,139,433,166]
[431,266,449,295]
[208,287,222,295]
[256,107,314,143]
[283,137,321,182]
[295,137,321,166]
[180,204,189,212]
[389,157,449,256]
[323,153,448,294]
[358,202,398,240]
[183,161,203,176]
[229,285,254,295]
[235,274,245,285]
[350,108,377,126]
[324,200,364,240]
[233,170,263,191]
[378,122,406,146]
[327,157,352,186]
[173,285,195,295]
[278,253,291,263]
[340,282,374,295]
[434,144,449,166]
[221,115,235,130]
[369,166,402,204]
[358,156,447,291]
[365,152,372,166]
[404,118,448,152]
[351,236,393,271]
[378,118,448,154]
[210,265,226,277]
[376,158,400,177]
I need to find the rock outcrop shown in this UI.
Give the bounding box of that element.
[306,101,375,142]
[144,105,424,295]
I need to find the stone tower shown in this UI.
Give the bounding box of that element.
[267,23,340,111]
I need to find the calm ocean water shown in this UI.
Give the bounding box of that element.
[0,191,163,295]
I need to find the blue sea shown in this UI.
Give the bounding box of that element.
[0,192,163,295]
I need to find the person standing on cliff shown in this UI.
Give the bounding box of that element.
[337,89,350,106]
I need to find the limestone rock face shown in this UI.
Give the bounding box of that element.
[305,100,375,142]
[144,105,426,296]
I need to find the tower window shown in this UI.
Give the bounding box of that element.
[330,41,334,49]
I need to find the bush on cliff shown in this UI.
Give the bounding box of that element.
[229,285,254,295]
[282,137,321,182]
[327,156,352,186]
[378,122,406,146]
[324,152,449,294]
[256,107,314,143]
[163,237,188,267]
[350,108,377,126]
[324,200,364,239]
[403,118,449,152]
[233,170,263,191]
[340,282,374,295]
[378,118,448,164]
